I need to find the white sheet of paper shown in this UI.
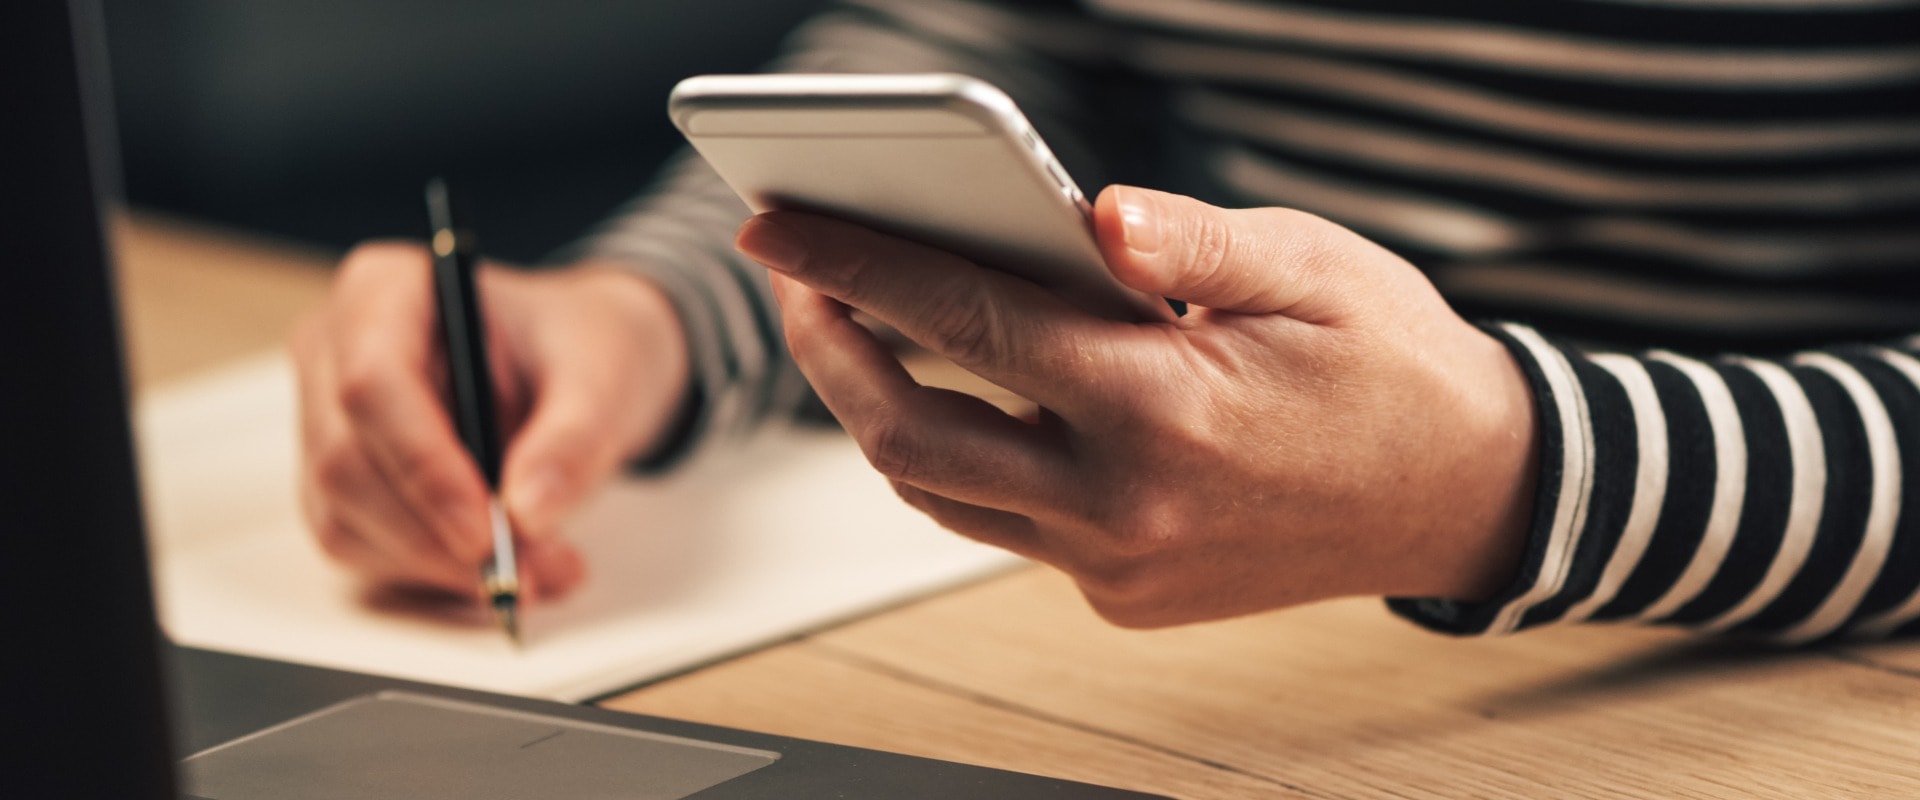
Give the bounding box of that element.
[137,354,1023,701]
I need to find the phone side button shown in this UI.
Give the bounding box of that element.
[1045,160,1073,189]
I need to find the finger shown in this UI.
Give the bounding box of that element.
[499,365,639,542]
[296,320,485,591]
[1094,185,1371,323]
[773,273,1070,517]
[299,477,479,597]
[344,525,480,597]
[328,245,493,562]
[740,213,1120,412]
[301,403,487,590]
[299,480,391,576]
[891,481,1046,562]
[297,319,396,580]
[495,273,686,542]
[517,536,586,602]
[328,441,485,585]
[305,425,554,602]
[338,345,493,563]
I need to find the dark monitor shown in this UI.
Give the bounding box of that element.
[2,0,177,797]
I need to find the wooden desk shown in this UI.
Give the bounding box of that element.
[118,213,1920,799]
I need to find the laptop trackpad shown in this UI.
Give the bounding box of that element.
[181,691,779,800]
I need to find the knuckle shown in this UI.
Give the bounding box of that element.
[1180,212,1237,294]
[805,245,869,301]
[888,481,967,535]
[530,417,599,466]
[1058,495,1189,628]
[335,356,388,423]
[1132,386,1212,440]
[890,481,963,535]
[1075,567,1172,629]
[888,479,929,511]
[338,240,425,285]
[780,317,819,372]
[1256,207,1350,283]
[392,525,464,566]
[404,459,472,511]
[929,297,1004,367]
[310,442,366,497]
[858,410,923,484]
[1086,599,1153,629]
[1100,489,1184,562]
[310,516,361,565]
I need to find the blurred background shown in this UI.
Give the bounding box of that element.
[104,0,828,264]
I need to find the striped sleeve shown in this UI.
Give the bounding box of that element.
[565,0,1119,468]
[1391,326,1920,643]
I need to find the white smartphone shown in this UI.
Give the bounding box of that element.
[668,73,1169,322]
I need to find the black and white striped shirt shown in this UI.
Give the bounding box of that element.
[582,0,1920,642]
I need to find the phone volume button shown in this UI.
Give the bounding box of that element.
[1046,160,1072,188]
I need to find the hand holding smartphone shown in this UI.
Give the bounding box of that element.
[669,73,1169,322]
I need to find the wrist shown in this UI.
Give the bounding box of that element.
[1429,324,1540,603]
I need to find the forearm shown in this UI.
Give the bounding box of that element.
[1396,325,1920,643]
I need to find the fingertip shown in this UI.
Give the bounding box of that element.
[522,538,586,602]
[1092,185,1131,261]
[735,214,808,273]
[1094,185,1174,297]
[503,464,568,541]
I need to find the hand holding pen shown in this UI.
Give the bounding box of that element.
[289,185,692,632]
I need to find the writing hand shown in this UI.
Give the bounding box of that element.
[291,243,689,601]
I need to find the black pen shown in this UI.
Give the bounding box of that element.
[425,178,521,646]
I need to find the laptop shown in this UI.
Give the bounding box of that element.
[3,2,1165,797]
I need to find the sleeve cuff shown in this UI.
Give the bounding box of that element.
[1388,322,1590,636]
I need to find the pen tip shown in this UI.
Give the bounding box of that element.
[491,594,521,649]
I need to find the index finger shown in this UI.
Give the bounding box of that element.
[738,212,1125,413]
[327,244,494,563]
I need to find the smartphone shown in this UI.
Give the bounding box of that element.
[668,73,1169,322]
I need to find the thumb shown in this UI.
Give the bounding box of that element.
[499,370,635,543]
[490,267,689,544]
[1094,185,1353,322]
